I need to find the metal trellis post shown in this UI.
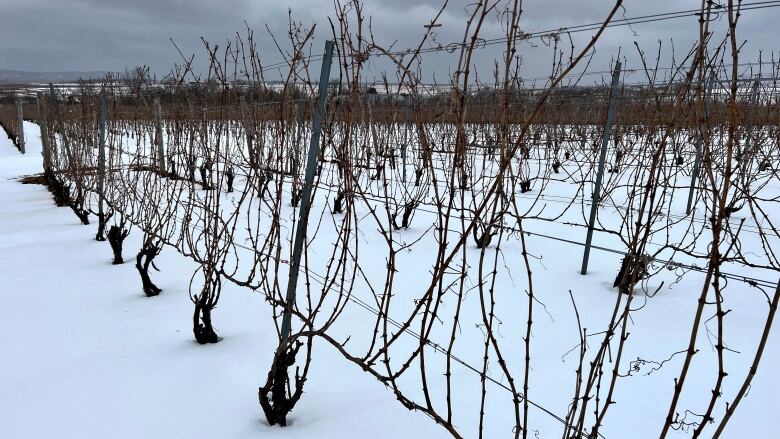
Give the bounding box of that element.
[49,83,72,165]
[36,92,51,172]
[403,99,409,183]
[279,40,335,343]
[97,95,107,233]
[16,99,26,154]
[294,101,303,175]
[685,73,716,215]
[739,80,760,184]
[154,97,166,173]
[581,60,622,275]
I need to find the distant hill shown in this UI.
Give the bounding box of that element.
[0,69,111,84]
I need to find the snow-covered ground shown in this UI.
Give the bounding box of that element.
[0,125,446,438]
[1,122,778,438]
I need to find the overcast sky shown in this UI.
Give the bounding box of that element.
[0,0,776,84]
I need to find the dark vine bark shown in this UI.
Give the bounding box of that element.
[95,211,111,241]
[225,168,235,192]
[332,190,345,214]
[193,298,218,344]
[136,240,162,297]
[192,275,220,344]
[107,224,129,265]
[199,162,214,190]
[258,340,304,426]
[392,201,417,230]
[613,253,650,295]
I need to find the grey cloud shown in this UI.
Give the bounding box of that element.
[0,0,775,83]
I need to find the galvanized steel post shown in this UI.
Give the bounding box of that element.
[279,40,335,343]
[581,60,622,275]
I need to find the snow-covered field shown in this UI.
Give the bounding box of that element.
[1,122,778,438]
[0,125,446,438]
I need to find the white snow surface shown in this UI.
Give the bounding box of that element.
[0,124,446,438]
[0,122,778,438]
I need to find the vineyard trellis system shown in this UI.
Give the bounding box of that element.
[2,1,780,438]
